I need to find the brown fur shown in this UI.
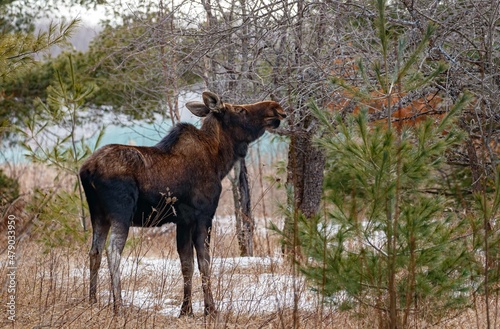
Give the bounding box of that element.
[79,91,286,316]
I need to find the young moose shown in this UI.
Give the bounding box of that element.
[79,91,286,316]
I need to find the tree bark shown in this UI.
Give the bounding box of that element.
[287,132,325,218]
[231,158,254,256]
[283,105,326,256]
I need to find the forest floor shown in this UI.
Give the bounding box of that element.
[0,220,496,328]
[0,164,497,328]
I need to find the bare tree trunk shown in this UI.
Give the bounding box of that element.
[238,159,253,256]
[286,131,325,218]
[284,113,325,254]
[201,0,217,88]
[159,0,180,125]
[230,159,254,256]
[200,0,257,256]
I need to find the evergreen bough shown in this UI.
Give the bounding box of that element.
[304,101,472,325]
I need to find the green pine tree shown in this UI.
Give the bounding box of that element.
[305,100,470,327]
[293,0,475,327]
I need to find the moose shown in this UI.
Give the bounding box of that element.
[79,91,286,316]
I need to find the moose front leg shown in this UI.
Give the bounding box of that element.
[194,224,216,316]
[176,224,195,317]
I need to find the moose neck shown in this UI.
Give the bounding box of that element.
[201,116,252,180]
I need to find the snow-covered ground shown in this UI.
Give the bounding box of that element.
[70,252,318,316]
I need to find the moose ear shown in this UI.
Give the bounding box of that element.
[185,101,210,117]
[202,91,224,113]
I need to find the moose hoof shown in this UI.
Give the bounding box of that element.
[179,304,194,318]
[178,310,194,318]
[113,305,124,316]
[205,305,218,318]
[112,300,124,316]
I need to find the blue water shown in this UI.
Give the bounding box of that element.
[3,114,287,165]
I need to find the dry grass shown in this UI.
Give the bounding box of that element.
[0,227,335,329]
[1,163,74,194]
[0,163,498,328]
[1,227,498,329]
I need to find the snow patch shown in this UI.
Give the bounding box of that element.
[75,254,318,315]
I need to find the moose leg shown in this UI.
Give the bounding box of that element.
[89,220,110,303]
[194,224,216,316]
[176,224,194,316]
[106,221,130,313]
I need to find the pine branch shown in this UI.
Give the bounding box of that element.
[6,18,80,61]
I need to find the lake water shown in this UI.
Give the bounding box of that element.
[2,91,288,164]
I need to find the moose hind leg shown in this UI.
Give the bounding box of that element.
[194,224,216,316]
[89,221,110,303]
[177,224,194,317]
[106,221,130,313]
